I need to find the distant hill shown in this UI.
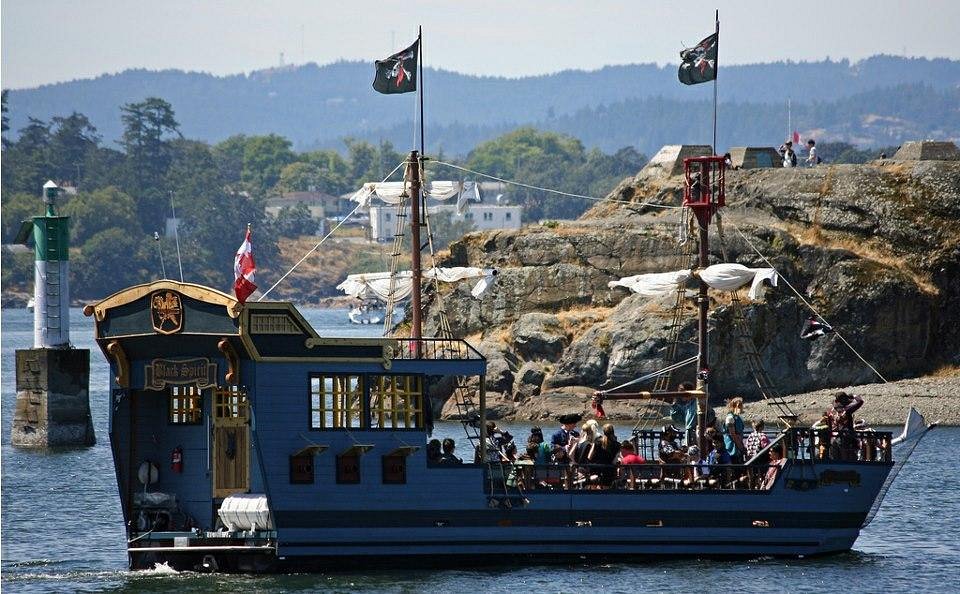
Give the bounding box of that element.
[5,55,960,156]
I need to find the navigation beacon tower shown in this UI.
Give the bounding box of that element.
[12,181,95,447]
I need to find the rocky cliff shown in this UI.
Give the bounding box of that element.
[424,158,960,420]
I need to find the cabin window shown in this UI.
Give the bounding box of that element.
[336,454,361,483]
[214,386,248,420]
[169,386,203,424]
[310,374,364,429]
[290,453,315,484]
[483,212,493,221]
[369,375,423,429]
[382,454,407,484]
[505,212,512,221]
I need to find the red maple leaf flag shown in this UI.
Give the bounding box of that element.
[234,226,257,304]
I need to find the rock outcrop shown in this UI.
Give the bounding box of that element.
[425,157,960,420]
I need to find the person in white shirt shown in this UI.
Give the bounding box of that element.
[806,139,819,166]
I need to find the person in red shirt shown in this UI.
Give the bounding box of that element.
[618,440,646,489]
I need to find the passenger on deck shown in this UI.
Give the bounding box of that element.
[707,431,731,466]
[820,392,865,461]
[723,397,747,464]
[528,427,553,464]
[484,421,511,463]
[551,413,582,448]
[745,418,771,463]
[684,445,707,487]
[658,425,686,464]
[427,439,442,464]
[670,382,698,446]
[572,420,600,464]
[437,438,463,465]
[593,424,619,487]
[618,440,646,489]
[761,447,785,489]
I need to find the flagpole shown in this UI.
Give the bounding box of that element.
[418,26,425,157]
[712,10,719,155]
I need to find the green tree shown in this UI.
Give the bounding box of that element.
[1,89,9,147]
[1,192,41,241]
[119,97,181,220]
[49,112,101,186]
[273,201,317,237]
[60,187,140,245]
[301,149,351,195]
[345,138,378,186]
[1,246,34,291]
[2,118,52,194]
[214,134,248,187]
[278,161,322,193]
[241,134,295,195]
[72,228,152,297]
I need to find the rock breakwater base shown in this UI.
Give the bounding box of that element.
[426,157,960,424]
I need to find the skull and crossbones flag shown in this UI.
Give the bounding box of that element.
[373,39,419,94]
[678,32,718,85]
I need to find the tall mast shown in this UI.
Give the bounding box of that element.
[683,157,726,447]
[407,150,423,351]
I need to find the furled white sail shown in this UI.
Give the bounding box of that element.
[608,263,777,300]
[337,267,497,301]
[350,181,480,214]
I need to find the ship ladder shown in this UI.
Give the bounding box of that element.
[418,168,482,450]
[382,194,409,336]
[715,212,798,428]
[633,212,699,433]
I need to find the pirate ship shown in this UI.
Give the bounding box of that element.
[85,149,932,573]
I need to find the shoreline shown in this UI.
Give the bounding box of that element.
[474,374,960,427]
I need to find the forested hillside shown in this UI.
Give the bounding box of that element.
[6,56,959,156]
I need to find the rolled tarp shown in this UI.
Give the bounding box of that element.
[337,267,497,302]
[349,181,480,214]
[608,263,777,300]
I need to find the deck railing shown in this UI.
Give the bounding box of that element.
[787,428,892,463]
[484,462,785,493]
[393,338,485,361]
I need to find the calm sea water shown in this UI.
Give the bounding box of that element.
[2,308,958,593]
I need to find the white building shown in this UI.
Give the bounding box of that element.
[368,183,522,242]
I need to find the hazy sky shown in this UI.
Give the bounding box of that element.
[3,0,959,89]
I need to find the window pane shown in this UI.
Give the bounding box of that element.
[309,374,363,429]
[369,375,423,429]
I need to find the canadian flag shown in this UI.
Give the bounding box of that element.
[234,226,257,303]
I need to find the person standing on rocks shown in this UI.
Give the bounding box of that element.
[778,141,797,167]
[806,139,820,166]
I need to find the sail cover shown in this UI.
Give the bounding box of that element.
[350,181,480,214]
[337,267,497,301]
[608,263,778,300]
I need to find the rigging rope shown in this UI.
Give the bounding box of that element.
[598,355,699,395]
[258,160,406,302]
[728,220,889,383]
[431,160,683,210]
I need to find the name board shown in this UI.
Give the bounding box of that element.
[145,358,217,391]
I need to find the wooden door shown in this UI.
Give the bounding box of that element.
[212,387,250,498]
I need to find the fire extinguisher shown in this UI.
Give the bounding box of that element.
[171,445,183,473]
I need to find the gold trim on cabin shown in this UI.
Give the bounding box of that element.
[218,338,240,386]
[105,340,130,388]
[85,280,241,322]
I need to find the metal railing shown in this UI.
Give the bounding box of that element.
[484,462,785,493]
[787,428,893,463]
[393,338,485,361]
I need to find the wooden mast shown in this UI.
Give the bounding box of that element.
[407,150,423,353]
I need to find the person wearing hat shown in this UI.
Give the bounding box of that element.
[819,392,864,461]
[551,413,582,448]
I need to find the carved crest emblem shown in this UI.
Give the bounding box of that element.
[151,291,183,335]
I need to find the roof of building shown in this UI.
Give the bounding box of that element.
[638,145,713,179]
[892,141,960,161]
[727,147,783,169]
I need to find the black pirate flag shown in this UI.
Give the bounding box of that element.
[373,39,419,94]
[678,32,718,85]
